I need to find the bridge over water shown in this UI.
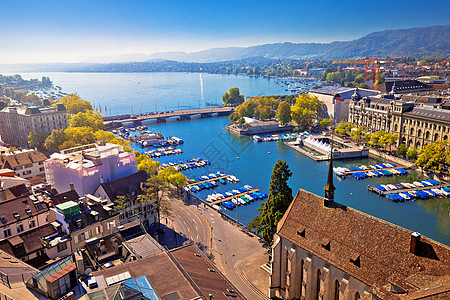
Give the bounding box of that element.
[104,107,234,129]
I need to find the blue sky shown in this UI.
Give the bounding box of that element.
[0,0,449,63]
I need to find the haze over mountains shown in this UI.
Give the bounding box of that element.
[88,25,450,63]
[0,25,448,73]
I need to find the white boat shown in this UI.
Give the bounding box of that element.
[245,194,254,201]
[387,184,397,190]
[225,192,233,197]
[238,198,247,205]
[244,185,253,190]
[413,181,424,187]
[231,198,239,205]
[253,135,262,142]
[399,193,410,200]
[212,205,222,211]
[381,184,390,191]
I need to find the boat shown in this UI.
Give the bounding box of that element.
[253,135,262,142]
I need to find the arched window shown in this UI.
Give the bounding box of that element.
[444,135,448,141]
[394,124,398,132]
[354,291,361,300]
[315,269,321,300]
[333,280,340,300]
[403,126,407,133]
[299,260,305,299]
[416,141,421,148]
[425,131,430,140]
[418,129,422,138]
[410,128,414,135]
[434,133,439,141]
[408,139,413,147]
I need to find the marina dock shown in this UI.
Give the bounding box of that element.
[368,183,450,196]
[210,189,260,206]
[343,166,411,176]
[187,175,230,187]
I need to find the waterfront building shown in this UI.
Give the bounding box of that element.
[348,94,394,133]
[0,103,69,147]
[269,155,450,300]
[391,103,450,148]
[0,148,47,179]
[44,143,138,196]
[94,170,158,226]
[227,118,294,135]
[310,86,380,124]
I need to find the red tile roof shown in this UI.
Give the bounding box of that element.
[277,189,450,288]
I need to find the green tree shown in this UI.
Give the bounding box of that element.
[290,94,322,128]
[276,101,292,125]
[44,129,68,151]
[350,126,366,142]
[138,176,171,230]
[415,141,450,172]
[138,156,160,175]
[222,87,244,106]
[114,195,130,216]
[358,83,370,89]
[69,110,104,131]
[319,118,333,129]
[397,144,408,157]
[28,131,49,151]
[59,93,93,114]
[249,160,293,245]
[406,147,419,160]
[168,172,187,193]
[334,120,354,136]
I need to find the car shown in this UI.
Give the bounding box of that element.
[87,277,98,289]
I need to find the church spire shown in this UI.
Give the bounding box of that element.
[324,134,336,204]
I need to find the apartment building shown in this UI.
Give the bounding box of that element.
[0,103,69,147]
[0,148,47,179]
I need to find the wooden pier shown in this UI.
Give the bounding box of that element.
[368,183,450,196]
[210,189,260,206]
[187,175,231,187]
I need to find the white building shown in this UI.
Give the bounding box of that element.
[44,143,138,196]
[0,103,69,147]
[0,149,47,179]
[309,86,380,124]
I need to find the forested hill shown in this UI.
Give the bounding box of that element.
[144,25,449,62]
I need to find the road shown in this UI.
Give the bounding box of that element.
[161,195,270,300]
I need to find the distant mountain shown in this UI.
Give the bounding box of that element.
[145,25,449,62]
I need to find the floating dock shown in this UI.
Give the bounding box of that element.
[187,175,231,187]
[343,167,411,176]
[209,189,260,206]
[369,183,450,196]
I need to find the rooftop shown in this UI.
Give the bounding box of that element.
[404,105,450,122]
[98,170,148,201]
[277,189,450,292]
[0,195,49,228]
[0,103,66,115]
[0,149,47,169]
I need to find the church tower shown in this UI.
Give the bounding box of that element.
[324,136,336,206]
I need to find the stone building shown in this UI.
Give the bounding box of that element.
[0,148,47,179]
[348,92,394,133]
[269,155,450,299]
[391,104,450,148]
[0,103,69,147]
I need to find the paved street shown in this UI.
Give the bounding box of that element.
[158,195,270,300]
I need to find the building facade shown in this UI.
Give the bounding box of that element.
[391,104,450,148]
[348,95,395,133]
[45,143,138,196]
[0,103,69,147]
[0,149,47,179]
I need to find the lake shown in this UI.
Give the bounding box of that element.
[19,72,450,245]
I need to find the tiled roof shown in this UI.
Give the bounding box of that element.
[277,189,450,287]
[0,196,49,228]
[0,150,47,169]
[379,80,435,94]
[404,106,450,122]
[98,170,148,201]
[52,190,80,206]
[0,183,29,201]
[0,224,55,259]
[66,204,118,233]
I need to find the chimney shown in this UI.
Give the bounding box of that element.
[410,232,421,255]
[69,182,74,191]
[100,176,104,184]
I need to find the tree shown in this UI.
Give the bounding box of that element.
[358,83,370,89]
[69,110,104,131]
[62,126,96,149]
[222,87,244,106]
[28,131,48,151]
[59,93,93,114]
[319,118,333,129]
[168,172,187,193]
[397,144,408,157]
[276,101,292,125]
[138,176,170,230]
[334,120,354,136]
[350,126,366,143]
[406,147,418,160]
[45,129,67,151]
[415,141,450,172]
[249,160,293,246]
[138,156,160,175]
[114,195,130,217]
[290,94,322,128]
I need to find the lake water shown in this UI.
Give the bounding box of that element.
[19,72,450,245]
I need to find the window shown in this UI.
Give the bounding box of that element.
[334,280,340,300]
[22,170,32,176]
[3,229,11,238]
[95,226,101,235]
[29,220,36,228]
[39,167,44,172]
[17,224,24,233]
[78,232,87,242]
[57,242,67,252]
